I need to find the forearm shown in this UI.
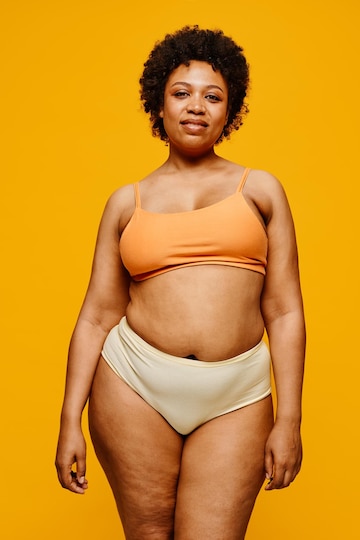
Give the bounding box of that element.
[60,317,112,423]
[266,310,306,424]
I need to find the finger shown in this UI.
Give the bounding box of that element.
[281,469,294,489]
[266,464,298,490]
[275,456,302,490]
[265,464,286,491]
[56,461,73,489]
[283,460,301,488]
[264,475,274,490]
[56,462,87,494]
[265,475,276,490]
[264,448,274,486]
[69,469,88,494]
[75,455,87,487]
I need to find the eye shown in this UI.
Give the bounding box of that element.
[173,91,189,98]
[206,94,221,102]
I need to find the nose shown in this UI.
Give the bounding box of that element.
[186,95,205,114]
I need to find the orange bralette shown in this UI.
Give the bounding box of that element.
[120,168,268,281]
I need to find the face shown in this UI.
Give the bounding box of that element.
[159,61,229,155]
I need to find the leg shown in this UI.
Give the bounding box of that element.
[174,396,274,540]
[88,357,184,539]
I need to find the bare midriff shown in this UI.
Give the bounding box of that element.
[125,265,265,362]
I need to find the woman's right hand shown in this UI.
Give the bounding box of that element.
[55,422,89,494]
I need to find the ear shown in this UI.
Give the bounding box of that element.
[159,108,164,119]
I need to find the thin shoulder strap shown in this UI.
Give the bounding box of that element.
[237,167,251,192]
[133,182,141,208]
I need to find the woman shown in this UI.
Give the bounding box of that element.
[56,26,305,539]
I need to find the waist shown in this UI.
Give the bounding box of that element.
[126,267,265,361]
[117,317,267,366]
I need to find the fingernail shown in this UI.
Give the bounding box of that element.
[79,476,85,484]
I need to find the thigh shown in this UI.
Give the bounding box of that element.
[174,396,274,540]
[88,357,184,540]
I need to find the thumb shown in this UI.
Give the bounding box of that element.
[76,454,87,484]
[264,446,274,482]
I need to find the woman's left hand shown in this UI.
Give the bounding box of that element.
[264,418,302,490]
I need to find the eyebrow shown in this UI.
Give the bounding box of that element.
[170,81,225,94]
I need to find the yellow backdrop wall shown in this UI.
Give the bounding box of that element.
[1,1,359,538]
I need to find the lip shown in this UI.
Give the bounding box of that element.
[180,119,208,134]
[181,119,208,127]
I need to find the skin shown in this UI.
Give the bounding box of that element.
[56,61,305,538]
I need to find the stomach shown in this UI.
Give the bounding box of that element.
[125,265,265,362]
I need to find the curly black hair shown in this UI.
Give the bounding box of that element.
[140,25,250,143]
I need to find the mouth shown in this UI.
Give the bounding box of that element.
[181,119,208,127]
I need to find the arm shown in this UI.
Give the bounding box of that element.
[259,173,306,490]
[55,189,131,494]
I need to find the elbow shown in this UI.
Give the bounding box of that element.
[261,298,305,330]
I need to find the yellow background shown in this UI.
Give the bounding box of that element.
[1,0,359,538]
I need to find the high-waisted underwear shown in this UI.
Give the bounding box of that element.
[101,317,271,435]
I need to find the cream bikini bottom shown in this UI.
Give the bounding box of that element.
[101,317,271,435]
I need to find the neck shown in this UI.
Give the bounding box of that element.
[165,145,221,172]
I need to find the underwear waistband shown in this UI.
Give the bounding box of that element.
[119,316,264,367]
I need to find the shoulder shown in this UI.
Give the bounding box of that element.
[99,183,137,233]
[245,169,290,221]
[104,167,162,219]
[105,183,135,210]
[247,168,285,195]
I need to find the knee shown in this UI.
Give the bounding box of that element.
[119,492,176,540]
[122,510,174,540]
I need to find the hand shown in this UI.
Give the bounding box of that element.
[264,418,302,491]
[55,423,89,494]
